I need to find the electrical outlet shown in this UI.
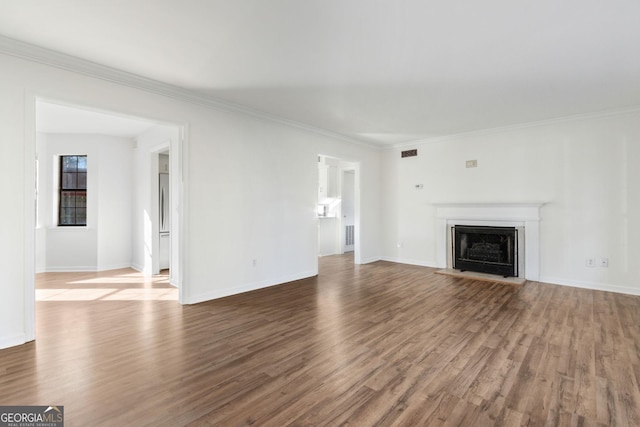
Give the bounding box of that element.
[466,160,478,168]
[586,258,596,267]
[600,258,609,268]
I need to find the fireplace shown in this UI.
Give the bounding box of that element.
[435,203,544,281]
[452,225,518,277]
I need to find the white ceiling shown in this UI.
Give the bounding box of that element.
[2,0,640,146]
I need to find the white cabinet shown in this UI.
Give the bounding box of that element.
[326,164,337,198]
[318,163,328,200]
[318,158,338,201]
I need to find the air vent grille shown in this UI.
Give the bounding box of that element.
[345,225,355,246]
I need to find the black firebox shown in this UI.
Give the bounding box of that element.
[452,225,518,277]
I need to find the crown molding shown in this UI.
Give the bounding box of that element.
[0,35,379,149]
[390,104,640,150]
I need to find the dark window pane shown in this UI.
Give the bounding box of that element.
[62,172,77,189]
[59,207,74,225]
[76,191,87,208]
[61,191,74,207]
[75,208,86,225]
[77,172,87,189]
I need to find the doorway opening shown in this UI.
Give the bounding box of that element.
[25,97,185,342]
[317,155,360,263]
[158,151,171,274]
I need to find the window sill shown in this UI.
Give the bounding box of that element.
[47,226,93,231]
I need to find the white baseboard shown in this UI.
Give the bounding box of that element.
[44,266,99,272]
[96,263,132,272]
[184,270,317,304]
[0,333,27,350]
[538,276,640,296]
[43,263,135,273]
[379,256,438,268]
[359,256,382,264]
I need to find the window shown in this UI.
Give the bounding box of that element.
[59,155,87,226]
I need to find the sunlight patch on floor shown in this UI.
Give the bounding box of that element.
[36,269,177,301]
[36,287,178,301]
[67,276,171,285]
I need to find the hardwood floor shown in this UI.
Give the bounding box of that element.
[1,256,640,426]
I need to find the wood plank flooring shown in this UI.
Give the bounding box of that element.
[1,255,640,426]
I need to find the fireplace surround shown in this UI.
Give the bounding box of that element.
[434,203,544,281]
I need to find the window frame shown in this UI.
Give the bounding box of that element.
[58,155,87,227]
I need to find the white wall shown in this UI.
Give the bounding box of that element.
[35,133,134,272]
[0,52,381,348]
[381,111,640,295]
[35,133,47,273]
[96,135,134,271]
[0,60,32,348]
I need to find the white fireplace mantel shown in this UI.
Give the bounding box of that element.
[434,202,546,281]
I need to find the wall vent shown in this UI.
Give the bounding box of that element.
[345,225,355,246]
[401,149,418,158]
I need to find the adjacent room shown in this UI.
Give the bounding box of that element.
[0,1,639,425]
[34,101,180,279]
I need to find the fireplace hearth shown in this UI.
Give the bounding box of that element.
[452,225,518,277]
